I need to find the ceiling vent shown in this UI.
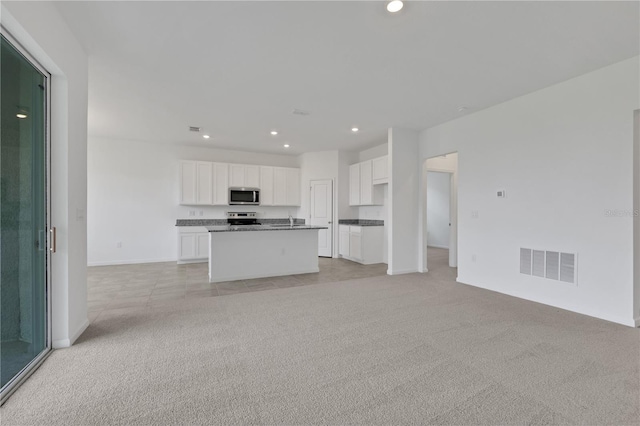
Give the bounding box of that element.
[189,126,202,132]
[292,109,310,116]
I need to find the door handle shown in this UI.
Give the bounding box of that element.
[328,221,332,224]
[50,227,56,253]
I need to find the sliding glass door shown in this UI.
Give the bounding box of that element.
[0,32,51,403]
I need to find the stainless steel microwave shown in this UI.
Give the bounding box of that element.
[228,187,260,205]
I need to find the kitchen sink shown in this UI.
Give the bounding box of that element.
[268,224,307,227]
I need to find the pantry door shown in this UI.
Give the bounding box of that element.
[310,180,333,257]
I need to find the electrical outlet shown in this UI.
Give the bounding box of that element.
[471,211,479,219]
[199,210,204,216]
[472,254,477,262]
[189,210,195,217]
[116,242,122,248]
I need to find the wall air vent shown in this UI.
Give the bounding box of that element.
[189,126,202,132]
[520,248,532,275]
[520,247,577,284]
[292,109,311,116]
[545,251,560,280]
[560,253,576,283]
[532,250,545,278]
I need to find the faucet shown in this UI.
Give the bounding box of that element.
[289,214,294,227]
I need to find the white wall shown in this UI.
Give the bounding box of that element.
[420,57,639,327]
[358,142,388,162]
[388,127,420,274]
[426,172,450,249]
[2,2,89,347]
[634,110,640,326]
[88,137,299,265]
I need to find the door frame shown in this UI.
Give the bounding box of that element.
[421,153,459,273]
[0,27,53,405]
[309,178,334,257]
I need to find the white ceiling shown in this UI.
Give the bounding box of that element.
[54,1,639,155]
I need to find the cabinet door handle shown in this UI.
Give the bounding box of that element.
[50,227,57,253]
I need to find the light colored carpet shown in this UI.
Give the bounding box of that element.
[1,254,639,425]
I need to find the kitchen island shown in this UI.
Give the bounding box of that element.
[206,225,327,283]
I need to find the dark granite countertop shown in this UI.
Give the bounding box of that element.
[176,218,304,227]
[206,225,327,233]
[338,219,385,226]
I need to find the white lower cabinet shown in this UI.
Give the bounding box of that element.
[339,225,350,257]
[177,227,209,264]
[339,225,384,265]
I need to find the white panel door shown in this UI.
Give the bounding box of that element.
[260,166,274,205]
[196,162,213,205]
[213,163,229,205]
[349,163,360,205]
[286,168,301,206]
[180,161,197,205]
[245,165,260,188]
[310,179,333,257]
[360,160,373,205]
[229,164,246,187]
[273,167,287,205]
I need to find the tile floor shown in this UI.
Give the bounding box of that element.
[88,258,389,322]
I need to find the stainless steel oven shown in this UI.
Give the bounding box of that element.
[228,187,260,205]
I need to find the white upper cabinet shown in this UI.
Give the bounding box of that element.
[229,164,245,187]
[372,155,388,184]
[273,167,287,205]
[349,163,360,206]
[196,162,213,205]
[179,161,299,206]
[245,166,260,188]
[180,161,197,205]
[349,158,384,206]
[229,164,260,188]
[260,166,274,206]
[272,167,300,206]
[285,168,300,206]
[360,160,373,205]
[212,163,229,205]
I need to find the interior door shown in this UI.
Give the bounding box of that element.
[310,179,333,257]
[1,33,51,403]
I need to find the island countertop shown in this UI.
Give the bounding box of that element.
[206,225,328,233]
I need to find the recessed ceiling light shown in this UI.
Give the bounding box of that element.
[270,130,278,136]
[203,135,210,139]
[16,113,27,119]
[351,127,359,133]
[283,144,290,148]
[387,0,403,13]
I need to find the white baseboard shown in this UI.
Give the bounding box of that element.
[634,316,640,328]
[387,268,420,275]
[88,257,176,267]
[177,258,207,265]
[53,318,89,348]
